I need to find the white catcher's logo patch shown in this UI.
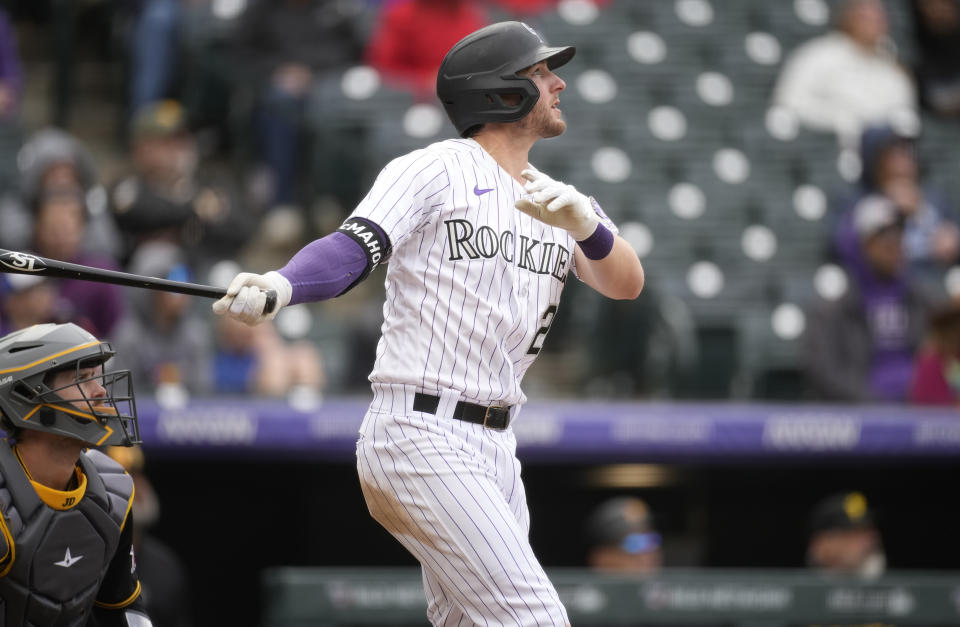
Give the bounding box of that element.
[54,547,83,568]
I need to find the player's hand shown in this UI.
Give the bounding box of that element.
[514,166,599,241]
[212,271,292,326]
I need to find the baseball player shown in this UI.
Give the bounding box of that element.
[213,21,644,626]
[0,323,153,627]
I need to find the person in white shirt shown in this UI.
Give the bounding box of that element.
[773,0,917,145]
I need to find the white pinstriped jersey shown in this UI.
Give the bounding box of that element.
[349,138,617,409]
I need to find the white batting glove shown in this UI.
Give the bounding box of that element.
[211,271,292,326]
[514,166,599,241]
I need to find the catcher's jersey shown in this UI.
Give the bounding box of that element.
[349,138,615,408]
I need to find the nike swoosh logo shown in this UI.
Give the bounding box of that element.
[474,185,495,196]
[55,547,84,568]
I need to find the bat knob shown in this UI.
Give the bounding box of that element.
[264,289,278,315]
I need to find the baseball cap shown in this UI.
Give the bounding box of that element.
[131,99,188,140]
[852,195,903,241]
[586,497,662,554]
[809,491,876,536]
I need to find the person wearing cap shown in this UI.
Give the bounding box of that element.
[0,126,122,259]
[804,195,946,401]
[585,497,663,574]
[109,99,255,267]
[833,124,960,281]
[807,491,886,578]
[109,240,213,400]
[0,274,65,336]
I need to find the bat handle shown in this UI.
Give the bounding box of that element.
[264,289,278,315]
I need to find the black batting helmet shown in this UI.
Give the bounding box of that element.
[437,21,576,137]
[0,323,139,447]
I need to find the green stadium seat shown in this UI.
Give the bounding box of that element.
[735,304,806,399]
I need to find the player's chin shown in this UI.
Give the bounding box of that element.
[541,118,567,139]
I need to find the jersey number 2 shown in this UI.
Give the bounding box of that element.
[526,304,558,355]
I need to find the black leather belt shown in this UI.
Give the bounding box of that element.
[413,392,512,430]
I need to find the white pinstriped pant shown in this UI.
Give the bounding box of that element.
[356,385,569,627]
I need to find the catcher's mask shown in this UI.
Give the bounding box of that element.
[0,323,139,447]
[436,21,576,137]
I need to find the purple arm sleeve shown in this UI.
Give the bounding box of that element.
[277,232,372,305]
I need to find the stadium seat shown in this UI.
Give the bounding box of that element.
[734,303,807,399]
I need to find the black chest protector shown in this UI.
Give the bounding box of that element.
[0,444,133,627]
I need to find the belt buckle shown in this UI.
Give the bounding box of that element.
[483,405,508,430]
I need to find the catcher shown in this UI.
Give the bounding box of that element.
[0,322,152,627]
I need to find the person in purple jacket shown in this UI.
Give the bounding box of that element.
[833,124,960,281]
[30,185,127,338]
[806,195,946,402]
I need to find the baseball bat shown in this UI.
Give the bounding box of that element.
[0,249,278,314]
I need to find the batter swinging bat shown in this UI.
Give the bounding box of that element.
[0,249,278,314]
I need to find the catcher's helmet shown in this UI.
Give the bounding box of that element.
[0,323,139,447]
[437,21,576,137]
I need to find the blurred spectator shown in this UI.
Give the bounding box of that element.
[772,0,917,144]
[834,124,960,278]
[233,0,365,214]
[585,496,663,574]
[909,0,960,118]
[0,127,121,258]
[32,185,127,337]
[807,491,886,579]
[110,100,255,267]
[213,314,326,400]
[106,445,193,627]
[909,300,960,405]
[0,274,68,335]
[365,0,488,98]
[110,240,213,399]
[804,196,944,402]
[0,7,23,122]
[128,0,184,116]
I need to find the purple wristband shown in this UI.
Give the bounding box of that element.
[577,222,614,260]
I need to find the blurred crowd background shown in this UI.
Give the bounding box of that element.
[1,0,960,625]
[3,0,960,406]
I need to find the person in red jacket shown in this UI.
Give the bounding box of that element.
[365,0,488,98]
[910,301,960,405]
